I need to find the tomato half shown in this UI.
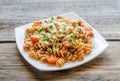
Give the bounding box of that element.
[88,31,94,37]
[85,27,94,37]
[30,35,39,44]
[46,56,58,64]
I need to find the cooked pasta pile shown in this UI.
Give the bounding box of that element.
[23,16,94,67]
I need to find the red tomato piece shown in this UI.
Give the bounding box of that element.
[30,35,39,44]
[46,56,58,64]
[88,31,94,37]
[45,27,49,32]
[85,27,94,37]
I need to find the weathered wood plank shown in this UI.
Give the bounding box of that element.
[0,16,120,41]
[0,42,120,81]
[0,0,120,41]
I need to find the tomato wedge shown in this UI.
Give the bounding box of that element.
[46,56,58,64]
[30,35,39,44]
[88,31,94,37]
[45,27,49,32]
[85,27,94,37]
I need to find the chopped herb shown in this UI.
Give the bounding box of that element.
[51,17,54,21]
[58,34,64,39]
[47,48,52,54]
[41,34,49,41]
[53,48,57,52]
[51,32,56,35]
[40,27,44,31]
[39,34,47,41]
[75,23,79,27]
[49,17,55,23]
[43,37,49,41]
[69,38,75,45]
[56,44,60,48]
[63,25,67,30]
[24,33,29,39]
[70,34,74,38]
[49,25,53,29]
[34,29,37,33]
[42,34,45,38]
[48,29,51,33]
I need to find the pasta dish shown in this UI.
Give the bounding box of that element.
[23,16,94,67]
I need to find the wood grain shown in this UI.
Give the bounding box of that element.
[0,0,120,81]
[0,42,120,81]
[0,0,120,41]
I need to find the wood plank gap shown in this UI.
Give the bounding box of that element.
[0,41,16,43]
[106,39,120,41]
[0,39,120,43]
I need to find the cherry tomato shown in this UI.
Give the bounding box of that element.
[88,31,94,37]
[62,36,74,48]
[85,27,94,37]
[30,35,39,44]
[46,56,58,64]
[45,27,49,32]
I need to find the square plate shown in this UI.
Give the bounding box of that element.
[15,12,108,71]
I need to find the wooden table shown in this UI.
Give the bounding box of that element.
[0,0,120,81]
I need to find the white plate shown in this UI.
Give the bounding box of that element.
[15,12,108,71]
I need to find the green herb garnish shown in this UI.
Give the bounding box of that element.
[70,34,74,38]
[56,44,60,48]
[51,17,54,21]
[47,48,52,54]
[24,33,29,39]
[40,27,44,31]
[49,17,55,23]
[58,34,64,39]
[43,37,49,41]
[49,25,53,29]
[69,38,75,45]
[42,34,49,41]
[34,29,37,33]
[75,23,79,27]
[63,25,67,30]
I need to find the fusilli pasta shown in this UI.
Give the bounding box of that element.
[23,16,94,67]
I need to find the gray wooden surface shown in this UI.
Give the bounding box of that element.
[0,0,120,81]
